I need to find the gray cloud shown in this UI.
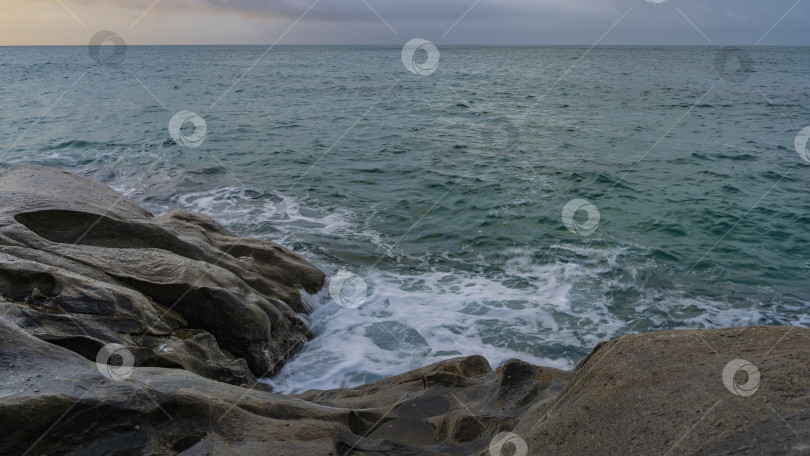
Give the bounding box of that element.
[59,0,809,44]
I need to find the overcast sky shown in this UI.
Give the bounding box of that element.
[2,0,808,45]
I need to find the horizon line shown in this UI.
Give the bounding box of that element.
[1,43,809,47]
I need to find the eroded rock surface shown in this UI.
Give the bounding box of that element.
[4,317,808,455]
[0,164,325,387]
[512,326,810,456]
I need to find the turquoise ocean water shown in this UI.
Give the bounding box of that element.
[1,45,809,392]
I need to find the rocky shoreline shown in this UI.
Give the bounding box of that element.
[0,165,807,455]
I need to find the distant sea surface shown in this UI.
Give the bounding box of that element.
[2,45,809,393]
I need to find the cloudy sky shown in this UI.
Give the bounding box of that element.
[2,0,807,46]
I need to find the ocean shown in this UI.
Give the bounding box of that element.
[1,45,809,393]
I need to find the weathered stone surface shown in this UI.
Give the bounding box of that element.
[510,326,810,456]
[0,164,325,387]
[0,314,571,456]
[5,317,807,455]
[0,317,348,455]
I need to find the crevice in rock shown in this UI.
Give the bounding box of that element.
[15,210,183,252]
[43,336,103,362]
[0,268,57,302]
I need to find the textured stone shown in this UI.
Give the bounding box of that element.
[0,164,325,387]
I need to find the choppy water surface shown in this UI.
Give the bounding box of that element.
[1,45,809,392]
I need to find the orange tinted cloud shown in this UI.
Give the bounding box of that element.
[0,0,284,45]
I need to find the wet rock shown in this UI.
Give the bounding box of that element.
[0,164,325,387]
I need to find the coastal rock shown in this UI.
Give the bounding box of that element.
[3,314,807,455]
[0,164,325,387]
[512,326,810,455]
[0,315,573,456]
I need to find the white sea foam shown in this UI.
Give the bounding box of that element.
[174,186,391,251]
[265,246,630,393]
[267,242,794,393]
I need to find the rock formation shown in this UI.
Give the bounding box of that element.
[0,164,325,389]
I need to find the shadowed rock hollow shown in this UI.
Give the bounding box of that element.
[1,165,808,455]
